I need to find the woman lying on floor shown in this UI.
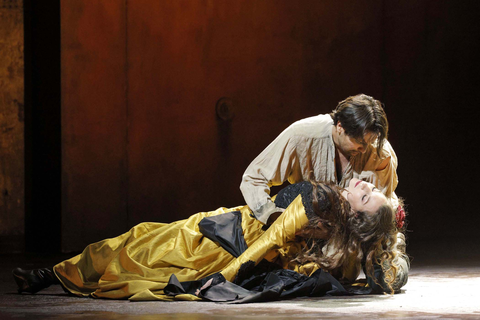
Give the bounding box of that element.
[13,178,406,303]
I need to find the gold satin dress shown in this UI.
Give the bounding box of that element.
[54,195,311,301]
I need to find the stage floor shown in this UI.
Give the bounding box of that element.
[1,238,479,319]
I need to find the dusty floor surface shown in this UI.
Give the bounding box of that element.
[1,238,479,319]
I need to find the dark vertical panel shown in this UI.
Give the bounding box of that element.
[383,0,480,241]
[61,0,127,251]
[126,0,384,225]
[0,0,25,253]
[24,0,61,253]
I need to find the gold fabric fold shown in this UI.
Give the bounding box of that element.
[54,196,309,300]
[221,195,309,281]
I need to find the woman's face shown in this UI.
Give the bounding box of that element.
[342,178,387,216]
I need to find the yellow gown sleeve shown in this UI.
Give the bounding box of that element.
[221,194,309,281]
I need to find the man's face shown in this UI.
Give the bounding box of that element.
[335,123,376,157]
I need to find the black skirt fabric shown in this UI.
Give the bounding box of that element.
[164,263,348,303]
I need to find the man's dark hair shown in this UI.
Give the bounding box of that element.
[330,94,389,157]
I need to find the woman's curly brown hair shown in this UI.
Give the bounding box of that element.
[294,181,402,293]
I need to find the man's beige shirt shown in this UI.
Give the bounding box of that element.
[240,114,398,224]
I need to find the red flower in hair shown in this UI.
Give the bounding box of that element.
[396,206,405,229]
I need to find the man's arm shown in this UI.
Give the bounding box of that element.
[361,140,399,202]
[376,157,390,171]
[240,127,299,224]
[373,154,399,206]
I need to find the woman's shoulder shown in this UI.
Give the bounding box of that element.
[274,181,313,209]
[274,181,337,217]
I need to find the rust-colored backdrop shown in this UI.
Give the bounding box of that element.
[60,1,389,252]
[58,0,479,251]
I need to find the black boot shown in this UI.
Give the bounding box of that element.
[12,267,60,294]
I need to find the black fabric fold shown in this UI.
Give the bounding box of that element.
[164,272,226,296]
[198,211,248,258]
[234,259,282,285]
[238,268,348,299]
[165,266,349,303]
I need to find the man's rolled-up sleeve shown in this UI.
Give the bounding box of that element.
[240,128,299,224]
